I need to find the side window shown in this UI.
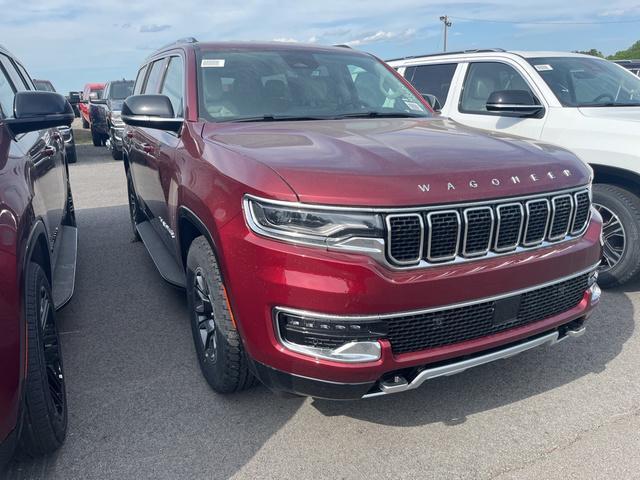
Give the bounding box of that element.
[406,63,457,107]
[0,66,15,117]
[160,56,184,116]
[15,62,34,90]
[460,62,537,114]
[0,55,27,92]
[144,59,166,94]
[134,65,148,95]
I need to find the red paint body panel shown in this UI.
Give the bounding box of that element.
[79,82,106,125]
[125,42,602,396]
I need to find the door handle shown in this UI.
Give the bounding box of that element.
[43,146,56,156]
[142,143,154,154]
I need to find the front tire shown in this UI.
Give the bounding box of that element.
[593,184,640,287]
[91,128,102,147]
[186,237,256,393]
[18,263,67,456]
[66,144,77,164]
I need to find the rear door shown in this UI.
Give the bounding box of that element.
[0,54,66,257]
[449,60,548,139]
[404,63,460,111]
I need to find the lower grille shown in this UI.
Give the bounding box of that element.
[385,273,589,354]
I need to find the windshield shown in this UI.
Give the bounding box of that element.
[529,57,640,107]
[108,81,134,100]
[197,49,430,121]
[89,89,104,100]
[34,80,55,92]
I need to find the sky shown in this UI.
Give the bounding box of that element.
[1,0,639,94]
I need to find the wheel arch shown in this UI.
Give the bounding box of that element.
[177,206,219,270]
[591,164,640,198]
[23,220,52,285]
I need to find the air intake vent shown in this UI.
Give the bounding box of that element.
[386,214,423,264]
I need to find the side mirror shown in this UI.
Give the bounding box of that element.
[485,90,544,117]
[4,91,74,135]
[421,93,442,112]
[122,95,183,133]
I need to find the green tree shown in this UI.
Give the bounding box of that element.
[574,48,605,58]
[608,40,640,60]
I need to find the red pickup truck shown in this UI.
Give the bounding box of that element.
[79,82,105,130]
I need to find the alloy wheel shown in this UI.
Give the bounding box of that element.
[193,270,217,363]
[40,286,65,417]
[594,203,626,273]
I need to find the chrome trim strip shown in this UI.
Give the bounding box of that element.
[548,194,574,241]
[523,198,550,247]
[273,261,598,323]
[494,202,524,252]
[462,206,494,257]
[426,210,461,262]
[385,213,424,265]
[362,328,582,398]
[244,185,590,214]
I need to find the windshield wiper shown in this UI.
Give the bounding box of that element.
[226,115,330,123]
[579,102,640,107]
[331,111,428,119]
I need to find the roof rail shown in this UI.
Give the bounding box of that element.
[386,48,506,63]
[333,44,352,49]
[156,37,198,52]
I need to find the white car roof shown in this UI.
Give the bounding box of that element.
[387,50,599,64]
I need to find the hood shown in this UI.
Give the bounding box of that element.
[578,106,640,123]
[203,118,590,207]
[108,99,124,112]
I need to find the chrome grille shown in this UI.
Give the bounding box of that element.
[385,187,591,268]
[426,211,460,261]
[386,214,423,264]
[549,195,573,240]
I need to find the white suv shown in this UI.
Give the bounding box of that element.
[389,49,640,287]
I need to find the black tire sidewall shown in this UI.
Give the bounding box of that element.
[20,263,67,455]
[593,184,640,287]
[126,170,142,241]
[185,237,253,393]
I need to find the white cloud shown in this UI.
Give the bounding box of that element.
[272,37,298,43]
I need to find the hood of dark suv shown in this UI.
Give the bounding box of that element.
[203,118,590,207]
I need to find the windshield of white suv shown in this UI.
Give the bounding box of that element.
[529,57,640,107]
[197,49,430,121]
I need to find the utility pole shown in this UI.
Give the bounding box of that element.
[440,15,452,52]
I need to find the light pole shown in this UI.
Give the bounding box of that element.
[440,15,452,52]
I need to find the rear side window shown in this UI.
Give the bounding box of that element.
[161,56,184,116]
[134,65,148,95]
[0,66,15,117]
[460,62,538,114]
[144,59,166,94]
[405,63,457,107]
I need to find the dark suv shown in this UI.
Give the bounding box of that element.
[88,79,134,157]
[122,40,601,400]
[0,47,77,465]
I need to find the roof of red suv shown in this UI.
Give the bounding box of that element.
[153,40,367,57]
[84,82,105,90]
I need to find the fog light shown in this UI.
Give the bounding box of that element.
[274,308,385,363]
[589,282,601,304]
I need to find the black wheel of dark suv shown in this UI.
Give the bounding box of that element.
[186,236,256,393]
[593,184,640,287]
[126,169,142,242]
[18,263,67,456]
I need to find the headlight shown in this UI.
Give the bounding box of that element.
[243,196,383,247]
[111,111,122,121]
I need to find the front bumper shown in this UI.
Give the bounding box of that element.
[220,209,602,398]
[109,126,124,148]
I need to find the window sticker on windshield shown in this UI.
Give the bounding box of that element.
[201,59,225,68]
[405,101,423,111]
[534,64,553,72]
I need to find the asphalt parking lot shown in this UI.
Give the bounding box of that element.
[5,143,640,480]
